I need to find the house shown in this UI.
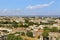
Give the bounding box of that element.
[49,32,60,40]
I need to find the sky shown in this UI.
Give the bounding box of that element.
[0,0,60,16]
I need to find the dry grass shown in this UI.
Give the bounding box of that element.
[21,36,37,40]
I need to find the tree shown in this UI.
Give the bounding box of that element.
[7,34,23,40]
[42,30,49,37]
[26,31,33,37]
[28,22,34,26]
[51,27,59,32]
[43,27,50,32]
[38,36,40,39]
[7,34,15,40]
[58,30,60,33]
[21,32,25,36]
[2,30,9,33]
[14,36,23,40]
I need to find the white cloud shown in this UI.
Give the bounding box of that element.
[26,1,55,10]
[0,9,21,15]
[2,9,7,13]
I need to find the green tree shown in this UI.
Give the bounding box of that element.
[51,27,59,32]
[43,27,50,31]
[42,30,49,37]
[7,34,23,40]
[2,30,9,33]
[21,32,25,36]
[26,31,33,37]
